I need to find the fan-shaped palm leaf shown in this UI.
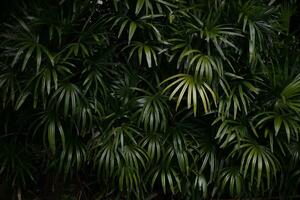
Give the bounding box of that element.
[140,132,162,163]
[33,110,65,153]
[177,49,223,82]
[161,73,217,115]
[253,111,300,142]
[2,18,54,71]
[218,74,259,119]
[279,74,300,113]
[192,170,208,198]
[127,41,159,68]
[50,82,84,117]
[148,147,182,194]
[237,0,277,63]
[218,167,244,196]
[213,117,249,148]
[58,135,87,178]
[133,87,169,132]
[231,139,280,188]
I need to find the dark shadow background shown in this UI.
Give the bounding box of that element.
[0,0,20,22]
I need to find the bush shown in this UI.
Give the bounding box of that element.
[0,0,300,199]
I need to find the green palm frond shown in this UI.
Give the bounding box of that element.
[192,171,208,198]
[279,74,300,113]
[231,139,280,189]
[58,135,87,178]
[132,85,169,132]
[253,111,300,142]
[237,0,278,63]
[167,127,190,174]
[193,133,220,182]
[93,125,147,193]
[134,0,180,15]
[141,133,163,163]
[213,117,249,148]
[218,74,260,119]
[50,82,84,117]
[161,74,217,115]
[218,167,244,196]
[33,109,65,153]
[177,50,223,81]
[109,14,162,44]
[148,147,182,194]
[184,13,243,58]
[127,41,159,68]
[1,18,54,71]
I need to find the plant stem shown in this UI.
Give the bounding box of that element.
[17,187,21,200]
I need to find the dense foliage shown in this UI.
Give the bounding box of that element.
[1,0,300,199]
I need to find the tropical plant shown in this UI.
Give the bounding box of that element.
[0,0,300,199]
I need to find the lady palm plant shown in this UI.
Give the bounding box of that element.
[1,0,300,199]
